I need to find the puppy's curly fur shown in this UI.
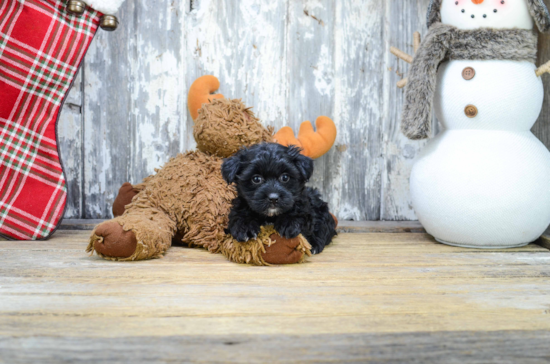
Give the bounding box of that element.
[222,143,336,255]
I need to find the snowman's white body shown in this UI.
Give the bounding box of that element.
[410,1,550,248]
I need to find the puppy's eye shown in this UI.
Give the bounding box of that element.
[279,174,290,183]
[252,175,263,184]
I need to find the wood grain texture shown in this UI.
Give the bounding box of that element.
[1,231,550,362]
[185,0,289,132]
[286,0,334,205]
[60,0,550,221]
[83,0,185,219]
[329,0,386,220]
[58,71,83,219]
[56,219,430,233]
[533,0,550,148]
[82,2,134,219]
[382,0,431,220]
[2,331,550,363]
[538,225,550,249]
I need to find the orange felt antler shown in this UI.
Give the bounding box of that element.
[187,75,225,120]
[274,116,337,159]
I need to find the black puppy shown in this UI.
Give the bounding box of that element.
[221,143,336,254]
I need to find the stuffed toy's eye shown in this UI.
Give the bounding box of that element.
[279,174,290,183]
[252,175,263,184]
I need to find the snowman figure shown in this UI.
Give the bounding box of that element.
[391,0,550,248]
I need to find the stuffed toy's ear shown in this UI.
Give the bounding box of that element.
[274,116,337,159]
[188,75,225,120]
[527,0,550,33]
[221,150,245,184]
[287,146,314,182]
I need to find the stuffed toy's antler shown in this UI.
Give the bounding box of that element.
[274,116,337,159]
[188,75,225,120]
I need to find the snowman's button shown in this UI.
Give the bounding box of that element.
[465,105,478,118]
[462,67,476,80]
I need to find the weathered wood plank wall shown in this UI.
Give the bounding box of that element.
[57,0,550,221]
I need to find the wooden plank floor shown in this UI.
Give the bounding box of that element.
[1,230,550,363]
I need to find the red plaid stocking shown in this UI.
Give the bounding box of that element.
[0,0,101,240]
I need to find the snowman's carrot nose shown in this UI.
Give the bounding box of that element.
[471,0,484,4]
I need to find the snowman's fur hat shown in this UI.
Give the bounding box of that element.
[427,0,550,33]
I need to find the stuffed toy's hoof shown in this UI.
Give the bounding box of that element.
[112,182,139,217]
[221,226,311,266]
[262,234,308,265]
[261,215,338,264]
[87,221,137,259]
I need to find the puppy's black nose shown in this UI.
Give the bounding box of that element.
[268,193,279,204]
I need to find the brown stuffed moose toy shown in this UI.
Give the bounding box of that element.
[87,75,337,265]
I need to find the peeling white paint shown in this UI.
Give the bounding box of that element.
[312,45,333,97]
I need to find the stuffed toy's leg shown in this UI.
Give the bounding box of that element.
[87,190,176,261]
[88,151,230,261]
[112,182,140,217]
[106,181,337,265]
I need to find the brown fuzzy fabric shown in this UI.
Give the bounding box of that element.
[120,151,234,254]
[427,0,550,33]
[194,98,274,158]
[402,23,538,140]
[88,98,311,265]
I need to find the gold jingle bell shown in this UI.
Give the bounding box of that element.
[100,15,118,31]
[66,0,87,15]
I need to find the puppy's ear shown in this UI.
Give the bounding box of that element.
[222,149,246,184]
[288,146,314,182]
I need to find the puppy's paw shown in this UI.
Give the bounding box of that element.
[275,219,302,239]
[230,222,261,243]
[310,244,324,255]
